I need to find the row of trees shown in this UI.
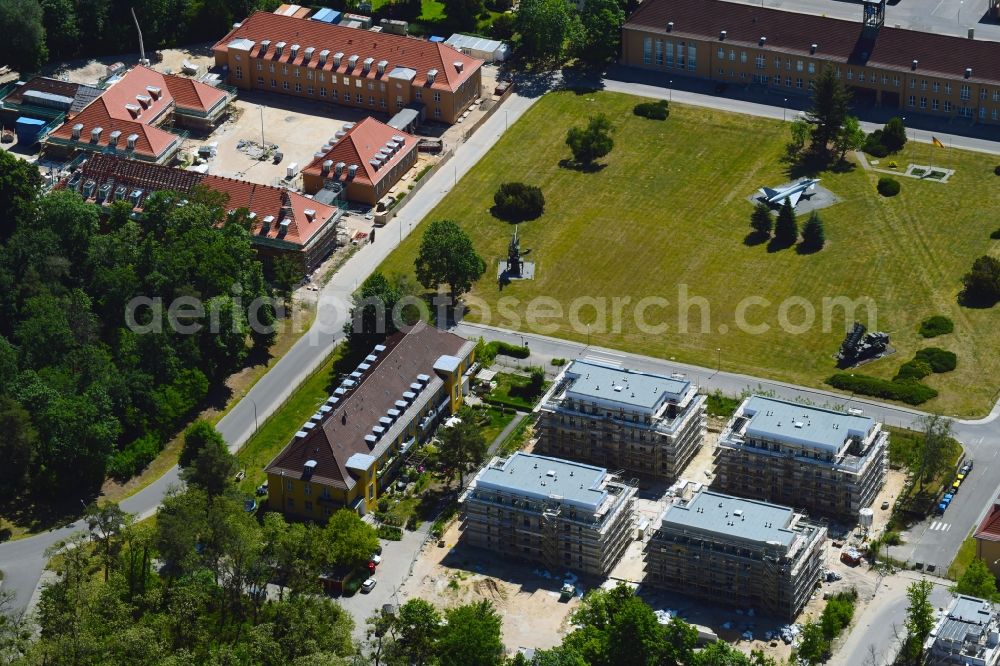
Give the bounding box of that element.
[361,583,787,666]
[0,151,277,499]
[514,0,626,66]
[0,0,284,75]
[749,201,825,252]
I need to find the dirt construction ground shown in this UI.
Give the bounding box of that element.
[399,519,584,652]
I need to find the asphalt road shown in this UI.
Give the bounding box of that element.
[1,69,997,639]
[831,571,954,666]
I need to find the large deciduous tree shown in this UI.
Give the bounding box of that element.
[834,115,866,160]
[438,600,504,666]
[437,410,489,488]
[0,0,48,74]
[566,114,614,168]
[573,0,625,65]
[516,0,574,62]
[0,150,42,241]
[415,220,486,301]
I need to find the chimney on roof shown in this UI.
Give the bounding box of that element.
[454,61,463,72]
[321,159,333,175]
[71,123,83,140]
[810,43,817,54]
[90,126,102,143]
[667,21,674,32]
[146,85,162,100]
[260,39,270,55]
[319,49,329,65]
[911,59,918,70]
[965,67,972,78]
[759,36,767,46]
[719,30,727,40]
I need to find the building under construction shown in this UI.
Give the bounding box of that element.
[714,396,888,521]
[536,361,706,482]
[645,487,826,621]
[461,452,636,576]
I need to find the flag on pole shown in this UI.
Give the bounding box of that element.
[932,136,945,148]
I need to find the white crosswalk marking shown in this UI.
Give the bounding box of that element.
[928,521,952,531]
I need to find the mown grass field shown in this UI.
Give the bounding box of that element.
[377,90,1000,417]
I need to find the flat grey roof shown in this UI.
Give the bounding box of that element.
[660,490,796,548]
[938,596,995,643]
[445,33,504,52]
[741,396,875,454]
[564,360,689,410]
[474,452,609,512]
[388,107,420,130]
[433,354,461,373]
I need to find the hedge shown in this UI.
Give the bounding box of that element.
[918,315,954,338]
[914,347,957,373]
[377,525,403,541]
[894,360,932,381]
[633,100,670,120]
[877,177,900,197]
[489,341,530,359]
[827,373,938,405]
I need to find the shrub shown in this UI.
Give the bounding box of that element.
[887,160,898,168]
[991,229,1000,240]
[800,212,825,252]
[960,255,1000,306]
[827,373,938,405]
[994,165,1000,176]
[106,434,162,480]
[918,315,954,338]
[881,117,908,152]
[493,182,545,221]
[705,389,740,418]
[487,0,513,10]
[863,137,890,158]
[633,100,670,120]
[550,358,567,366]
[414,164,433,182]
[914,347,957,373]
[894,360,932,381]
[493,341,530,359]
[405,515,421,531]
[377,496,390,512]
[377,525,403,541]
[877,177,900,197]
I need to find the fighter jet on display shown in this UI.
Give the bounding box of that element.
[758,178,820,208]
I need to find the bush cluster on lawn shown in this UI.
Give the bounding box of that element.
[919,315,954,338]
[895,348,956,381]
[550,358,567,366]
[508,367,546,400]
[960,255,1000,307]
[877,177,901,197]
[633,100,670,120]
[991,229,1000,240]
[827,373,938,405]
[493,182,545,221]
[994,165,1000,176]
[863,117,907,157]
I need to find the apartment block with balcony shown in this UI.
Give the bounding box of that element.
[925,595,1000,666]
[461,452,637,576]
[714,396,888,521]
[265,321,475,520]
[537,361,706,482]
[645,488,826,621]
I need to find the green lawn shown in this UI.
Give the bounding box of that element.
[235,348,342,496]
[471,405,518,444]
[376,90,1000,417]
[948,531,978,581]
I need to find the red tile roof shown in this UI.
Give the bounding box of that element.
[626,0,1000,85]
[265,321,472,489]
[975,500,1000,542]
[66,154,338,248]
[302,116,417,188]
[215,11,482,92]
[48,66,227,159]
